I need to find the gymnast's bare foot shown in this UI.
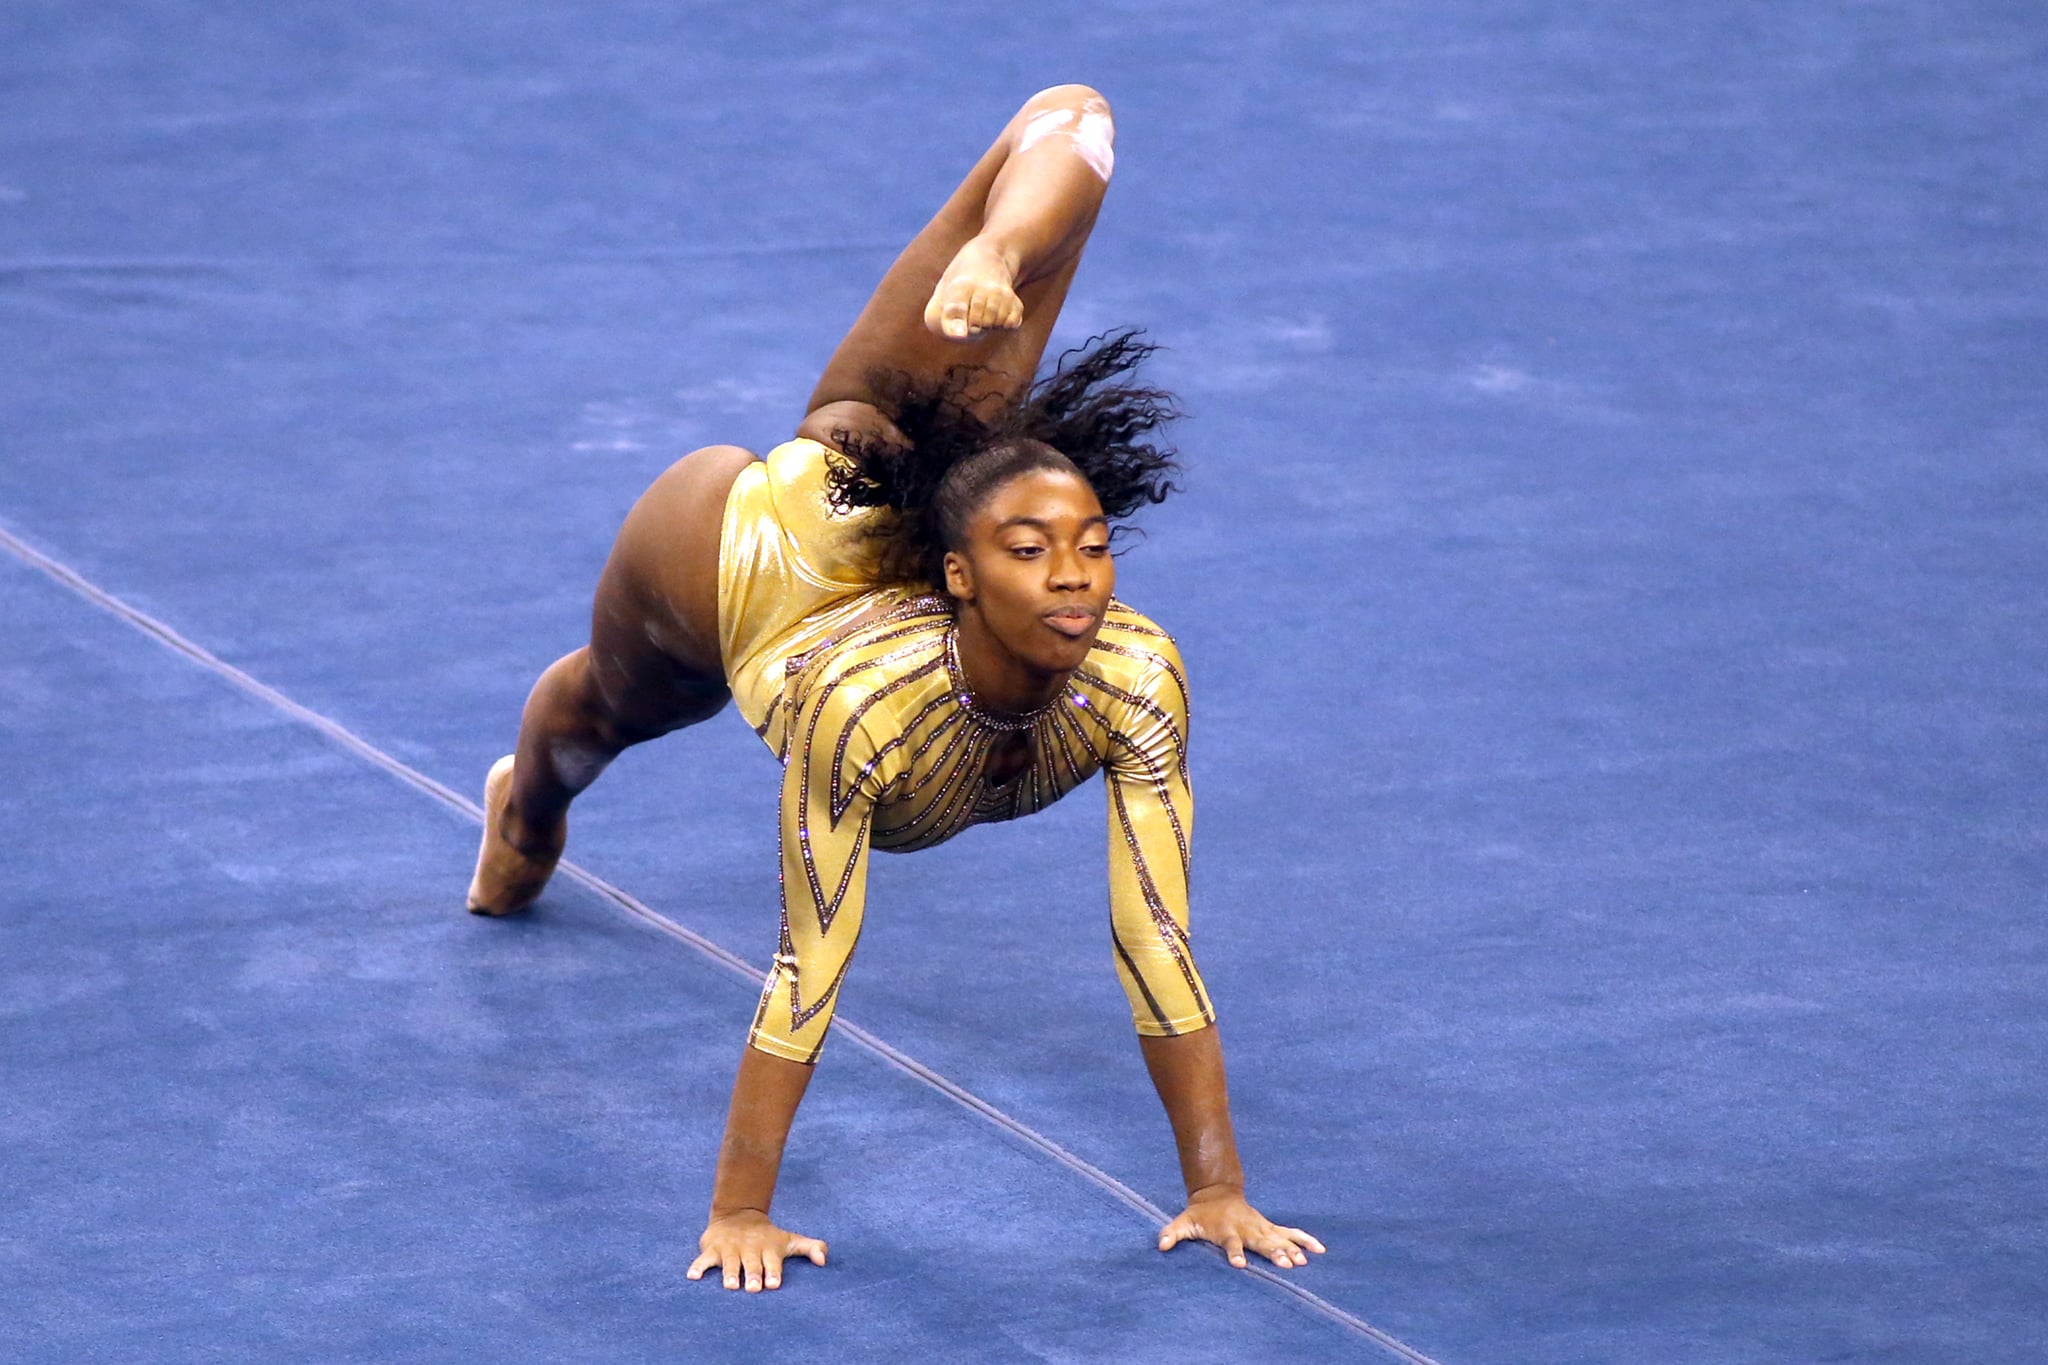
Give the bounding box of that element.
[466,755,566,916]
[923,236,1025,340]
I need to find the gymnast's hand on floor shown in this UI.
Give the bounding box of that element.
[924,237,1025,340]
[1157,1187,1326,1270]
[686,1210,827,1292]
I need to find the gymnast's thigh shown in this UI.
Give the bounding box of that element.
[584,443,759,736]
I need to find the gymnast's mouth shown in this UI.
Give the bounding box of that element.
[1042,605,1099,637]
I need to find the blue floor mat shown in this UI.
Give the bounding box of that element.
[4,2,2045,1361]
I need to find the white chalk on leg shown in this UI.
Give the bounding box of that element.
[1017,101,1115,181]
[550,738,612,794]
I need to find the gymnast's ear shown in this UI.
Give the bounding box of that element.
[943,548,976,603]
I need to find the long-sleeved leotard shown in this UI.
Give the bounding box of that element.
[717,438,1215,1063]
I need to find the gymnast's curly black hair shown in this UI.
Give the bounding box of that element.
[823,328,1183,590]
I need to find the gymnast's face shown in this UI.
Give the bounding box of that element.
[944,468,1114,676]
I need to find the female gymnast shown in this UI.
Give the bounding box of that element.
[466,84,1324,1293]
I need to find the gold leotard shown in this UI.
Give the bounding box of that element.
[718,438,1214,1063]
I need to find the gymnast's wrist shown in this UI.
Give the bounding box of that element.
[707,1203,772,1224]
[1186,1177,1247,1204]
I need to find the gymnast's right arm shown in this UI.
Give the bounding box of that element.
[686,685,880,1293]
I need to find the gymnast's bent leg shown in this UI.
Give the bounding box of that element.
[467,443,758,915]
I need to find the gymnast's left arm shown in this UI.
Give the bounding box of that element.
[1102,653,1325,1272]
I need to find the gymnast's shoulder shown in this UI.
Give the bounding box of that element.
[1084,600,1189,710]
